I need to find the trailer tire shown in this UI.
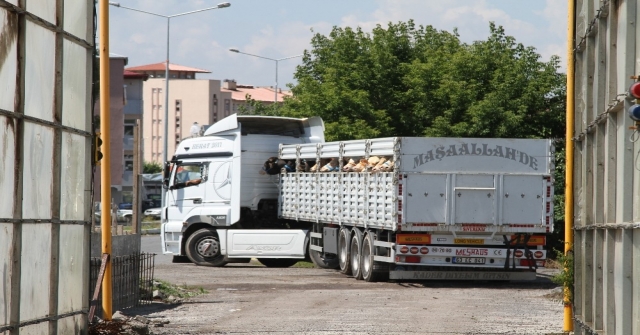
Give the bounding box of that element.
[257,258,299,268]
[362,231,388,282]
[350,228,364,280]
[185,228,228,267]
[338,227,352,275]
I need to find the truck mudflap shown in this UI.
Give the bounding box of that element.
[389,267,537,281]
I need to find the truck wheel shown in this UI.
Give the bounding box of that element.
[308,245,339,269]
[338,227,352,275]
[350,228,363,280]
[185,228,228,267]
[257,258,299,268]
[362,231,388,282]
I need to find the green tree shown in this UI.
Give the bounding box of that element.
[276,20,566,250]
[143,161,162,174]
[237,94,281,116]
[278,21,565,142]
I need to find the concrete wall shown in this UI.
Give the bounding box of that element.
[572,1,640,334]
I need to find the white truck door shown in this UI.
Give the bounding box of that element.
[168,162,207,217]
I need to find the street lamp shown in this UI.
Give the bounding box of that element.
[110,1,231,215]
[229,48,302,103]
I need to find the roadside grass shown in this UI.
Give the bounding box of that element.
[153,279,207,301]
[292,261,316,268]
[121,219,160,233]
[250,259,317,268]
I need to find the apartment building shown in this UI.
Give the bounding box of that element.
[93,54,148,205]
[127,62,291,164]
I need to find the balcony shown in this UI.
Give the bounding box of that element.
[124,99,143,115]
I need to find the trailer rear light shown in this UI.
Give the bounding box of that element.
[409,247,419,254]
[420,247,429,254]
[534,251,544,258]
[398,200,403,211]
[400,246,409,254]
[397,214,402,223]
[514,250,523,257]
[405,256,421,263]
[546,202,551,213]
[398,184,403,195]
[630,82,640,99]
[630,105,640,121]
[520,259,535,267]
[546,186,551,197]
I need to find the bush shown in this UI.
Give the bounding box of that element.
[551,249,573,304]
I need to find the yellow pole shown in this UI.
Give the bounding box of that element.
[564,0,575,332]
[99,0,113,320]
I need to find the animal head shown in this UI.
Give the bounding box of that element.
[351,158,369,172]
[368,156,380,166]
[297,159,310,172]
[262,157,290,175]
[343,158,356,172]
[320,158,339,172]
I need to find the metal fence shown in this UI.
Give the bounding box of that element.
[89,253,155,318]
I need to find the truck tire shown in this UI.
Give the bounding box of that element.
[257,258,299,268]
[308,245,339,269]
[338,227,352,275]
[185,228,228,267]
[362,231,388,282]
[350,228,364,280]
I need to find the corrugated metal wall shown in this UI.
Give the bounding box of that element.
[573,0,640,334]
[0,0,93,334]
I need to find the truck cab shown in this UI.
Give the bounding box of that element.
[161,114,324,266]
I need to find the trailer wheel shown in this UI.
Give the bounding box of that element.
[185,228,228,267]
[257,258,299,268]
[338,227,352,275]
[362,231,388,282]
[350,228,364,280]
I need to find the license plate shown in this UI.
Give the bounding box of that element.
[452,257,486,264]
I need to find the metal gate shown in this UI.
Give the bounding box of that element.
[0,0,93,334]
[572,0,640,334]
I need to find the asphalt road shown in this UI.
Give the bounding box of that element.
[132,235,564,335]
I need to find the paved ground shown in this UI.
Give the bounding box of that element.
[126,236,565,335]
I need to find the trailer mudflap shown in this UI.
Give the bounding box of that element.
[389,270,537,281]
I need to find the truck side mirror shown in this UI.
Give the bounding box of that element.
[163,162,171,187]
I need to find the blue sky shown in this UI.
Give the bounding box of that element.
[106,0,567,89]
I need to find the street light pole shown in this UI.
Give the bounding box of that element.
[110,2,230,218]
[229,49,302,103]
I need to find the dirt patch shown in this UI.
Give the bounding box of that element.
[118,262,565,335]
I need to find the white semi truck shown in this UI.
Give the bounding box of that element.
[161,114,554,281]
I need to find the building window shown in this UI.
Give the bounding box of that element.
[124,120,135,136]
[224,99,230,116]
[124,155,133,171]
